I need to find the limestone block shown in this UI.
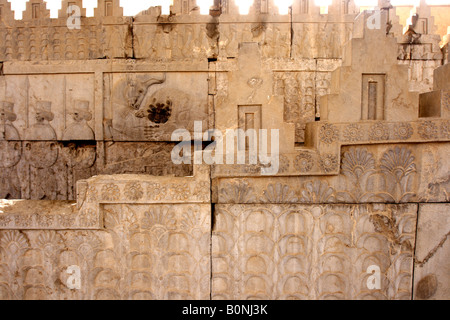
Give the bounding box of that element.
[292,22,350,59]
[94,0,123,18]
[433,63,450,92]
[419,90,450,119]
[0,203,211,300]
[414,204,450,300]
[212,204,417,300]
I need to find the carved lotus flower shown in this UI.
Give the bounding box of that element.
[86,186,98,203]
[278,155,290,174]
[393,123,414,140]
[369,123,389,141]
[294,152,313,173]
[66,232,102,256]
[343,124,364,142]
[441,121,450,139]
[193,181,210,201]
[0,216,12,228]
[320,154,338,173]
[36,231,62,249]
[36,231,63,257]
[78,208,98,228]
[169,183,190,201]
[101,183,120,201]
[418,121,438,140]
[124,182,144,201]
[320,123,339,145]
[147,183,167,201]
[104,206,138,233]
[180,207,203,231]
[141,206,176,233]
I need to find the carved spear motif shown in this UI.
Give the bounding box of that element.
[25,76,30,128]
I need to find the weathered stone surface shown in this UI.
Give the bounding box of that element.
[0,200,99,230]
[212,204,417,300]
[0,203,211,300]
[0,162,211,300]
[414,204,450,300]
[215,143,450,204]
[0,0,449,301]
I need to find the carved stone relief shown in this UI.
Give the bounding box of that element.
[212,204,417,300]
[216,143,449,204]
[106,73,208,141]
[0,74,95,141]
[0,204,210,300]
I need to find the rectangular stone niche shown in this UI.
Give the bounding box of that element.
[362,74,385,121]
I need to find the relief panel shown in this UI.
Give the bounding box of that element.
[212,204,417,300]
[0,203,211,300]
[105,72,208,141]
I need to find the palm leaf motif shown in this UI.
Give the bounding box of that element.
[380,147,417,202]
[339,148,376,202]
[341,148,376,180]
[219,180,256,204]
[261,183,298,203]
[300,181,336,203]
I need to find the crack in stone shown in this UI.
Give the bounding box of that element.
[415,231,450,267]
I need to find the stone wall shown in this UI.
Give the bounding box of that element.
[0,0,449,300]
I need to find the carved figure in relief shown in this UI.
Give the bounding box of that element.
[63,100,94,141]
[20,101,59,199]
[274,26,289,58]
[0,101,20,141]
[0,102,22,198]
[124,74,166,112]
[182,25,195,59]
[299,24,315,58]
[24,101,57,141]
[171,27,183,60]
[317,24,327,58]
[225,24,239,58]
[261,25,274,57]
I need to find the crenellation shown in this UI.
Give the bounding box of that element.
[58,0,86,18]
[328,0,360,15]
[0,0,14,26]
[22,0,50,21]
[93,0,123,18]
[0,0,448,301]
